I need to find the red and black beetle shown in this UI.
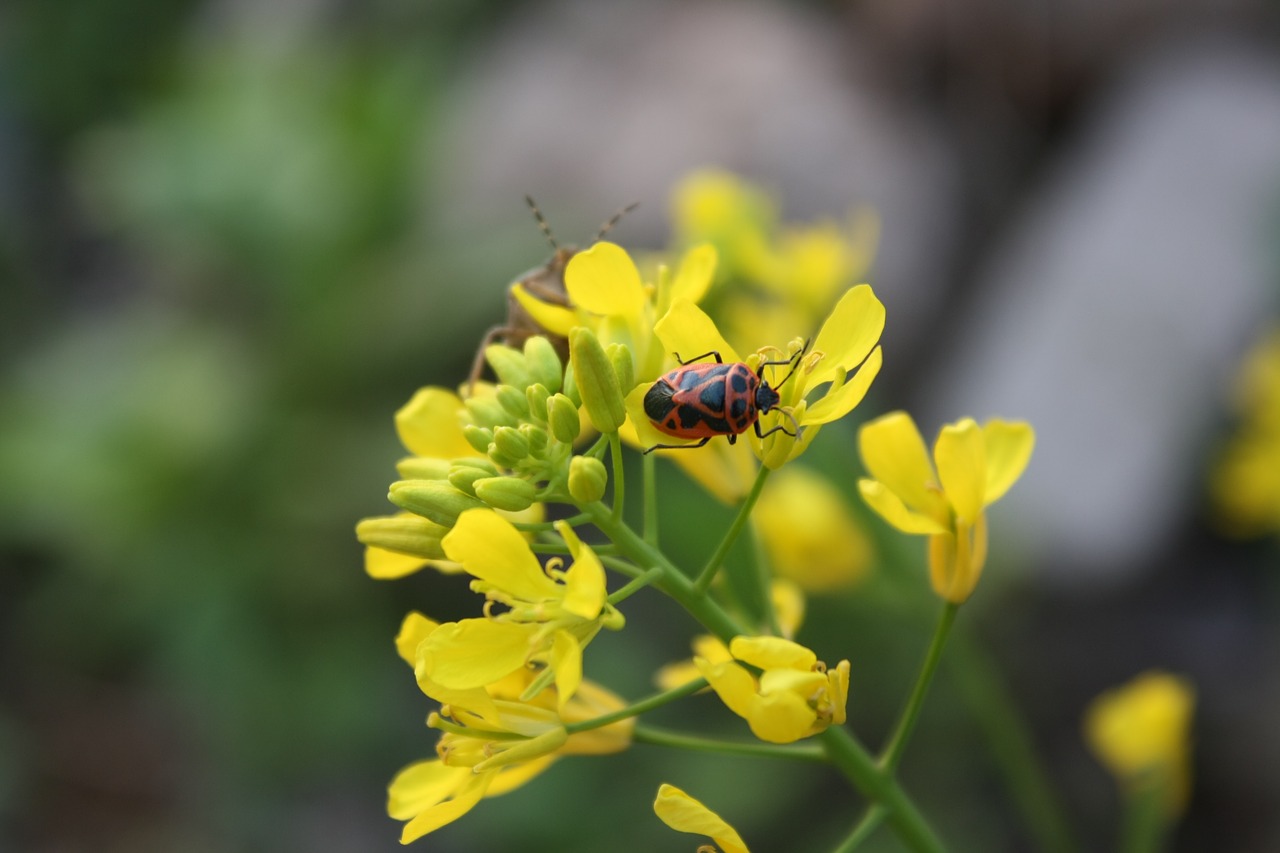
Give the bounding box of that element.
[642,341,808,453]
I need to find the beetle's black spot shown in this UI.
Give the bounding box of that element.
[730,370,750,393]
[678,405,705,429]
[644,382,676,422]
[699,381,726,412]
[730,397,747,420]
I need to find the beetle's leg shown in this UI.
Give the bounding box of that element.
[755,420,798,439]
[643,436,712,454]
[467,325,516,395]
[673,350,723,365]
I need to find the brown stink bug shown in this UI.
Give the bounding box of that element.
[466,197,636,393]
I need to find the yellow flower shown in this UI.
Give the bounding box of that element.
[858,412,1034,604]
[653,783,750,853]
[1212,329,1280,535]
[1084,671,1195,815]
[697,636,849,744]
[415,508,622,706]
[633,284,884,470]
[387,660,633,844]
[754,467,872,591]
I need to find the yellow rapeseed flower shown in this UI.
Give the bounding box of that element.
[697,636,849,744]
[1212,329,1280,535]
[653,783,750,853]
[754,467,872,591]
[1084,671,1195,816]
[858,412,1034,603]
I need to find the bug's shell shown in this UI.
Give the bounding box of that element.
[644,362,762,440]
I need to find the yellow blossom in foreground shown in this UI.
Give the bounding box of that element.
[387,653,633,844]
[1084,671,1195,816]
[653,783,750,853]
[755,467,872,591]
[697,636,849,744]
[858,412,1034,603]
[414,509,622,706]
[1212,330,1280,535]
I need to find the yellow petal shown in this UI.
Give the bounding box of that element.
[420,619,533,689]
[395,387,476,459]
[653,784,751,853]
[858,411,938,513]
[394,612,438,667]
[510,282,578,337]
[485,755,557,797]
[551,630,583,708]
[801,345,882,425]
[556,520,606,619]
[746,689,819,743]
[728,636,816,671]
[654,299,740,366]
[770,580,806,637]
[564,242,645,319]
[398,770,492,843]
[696,658,757,720]
[982,420,1035,506]
[365,546,431,580]
[858,479,948,535]
[810,285,885,388]
[828,660,851,725]
[387,759,469,820]
[443,509,558,602]
[669,243,718,306]
[934,419,986,525]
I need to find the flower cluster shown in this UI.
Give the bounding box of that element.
[1212,329,1280,535]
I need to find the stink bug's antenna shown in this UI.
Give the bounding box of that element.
[525,195,559,251]
[771,338,811,390]
[595,201,639,241]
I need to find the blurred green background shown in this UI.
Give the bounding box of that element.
[3,1,1280,851]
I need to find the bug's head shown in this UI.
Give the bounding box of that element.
[756,383,781,414]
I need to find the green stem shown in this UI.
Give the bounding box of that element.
[694,465,771,593]
[607,566,664,604]
[564,678,707,735]
[512,512,591,532]
[949,631,1079,853]
[834,806,886,853]
[609,433,625,522]
[819,727,945,853]
[747,522,782,636]
[880,602,958,772]
[633,724,827,762]
[642,450,658,546]
[1120,782,1168,853]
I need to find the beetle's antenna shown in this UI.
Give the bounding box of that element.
[771,338,812,390]
[595,202,639,241]
[525,195,559,251]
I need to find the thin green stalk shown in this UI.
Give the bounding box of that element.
[609,433,626,521]
[599,554,646,580]
[1119,782,1167,853]
[949,631,1079,853]
[694,465,771,593]
[880,602,958,772]
[747,522,782,636]
[634,724,827,762]
[834,806,886,853]
[642,449,659,545]
[512,512,592,533]
[565,677,707,735]
[607,566,664,604]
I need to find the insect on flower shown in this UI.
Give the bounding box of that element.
[642,341,809,453]
[466,197,637,393]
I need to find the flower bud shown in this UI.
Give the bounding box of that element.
[496,384,531,419]
[465,396,516,429]
[355,514,448,560]
[570,327,625,433]
[561,360,582,407]
[447,465,489,496]
[568,455,608,504]
[605,343,635,395]
[462,425,494,454]
[526,383,551,422]
[524,335,563,393]
[474,476,539,512]
[395,457,452,480]
[547,394,582,444]
[388,480,485,527]
[484,344,534,389]
[492,425,530,460]
[520,423,549,456]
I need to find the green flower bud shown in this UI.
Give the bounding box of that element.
[520,423,549,456]
[462,425,494,454]
[474,476,539,512]
[568,455,609,504]
[523,336,563,393]
[570,327,625,433]
[492,425,530,460]
[485,344,534,389]
[395,457,452,480]
[496,384,531,419]
[388,480,484,527]
[526,383,551,422]
[547,394,582,444]
[465,396,516,429]
[447,465,489,496]
[355,515,448,560]
[562,359,582,407]
[450,458,499,475]
[605,343,635,396]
